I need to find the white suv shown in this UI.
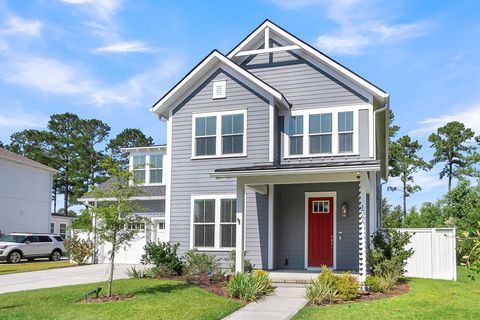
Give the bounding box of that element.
[0,233,65,264]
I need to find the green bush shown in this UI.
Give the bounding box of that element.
[126,266,147,278]
[226,250,254,273]
[367,229,413,281]
[184,249,221,276]
[337,273,359,301]
[227,271,273,301]
[305,277,338,305]
[63,235,93,265]
[318,266,339,286]
[147,264,177,277]
[141,242,183,275]
[365,275,396,293]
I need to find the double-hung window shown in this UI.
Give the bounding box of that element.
[309,113,332,154]
[193,111,246,158]
[338,111,354,153]
[149,154,163,183]
[220,199,236,248]
[193,199,216,247]
[222,114,244,154]
[195,116,217,156]
[192,196,236,249]
[133,155,146,183]
[289,115,303,155]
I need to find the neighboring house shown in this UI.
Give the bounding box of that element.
[79,145,167,264]
[0,147,57,236]
[50,213,76,239]
[82,20,389,281]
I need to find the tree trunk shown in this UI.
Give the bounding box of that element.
[448,161,453,193]
[107,239,116,297]
[402,180,407,218]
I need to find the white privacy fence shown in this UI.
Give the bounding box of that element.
[399,228,457,281]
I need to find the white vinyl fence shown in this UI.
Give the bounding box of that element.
[399,228,457,281]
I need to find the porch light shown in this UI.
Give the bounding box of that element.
[341,203,348,218]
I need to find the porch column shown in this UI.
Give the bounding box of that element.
[358,173,368,282]
[267,184,274,270]
[235,180,245,273]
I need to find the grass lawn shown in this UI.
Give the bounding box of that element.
[294,267,480,320]
[0,260,73,275]
[0,278,242,320]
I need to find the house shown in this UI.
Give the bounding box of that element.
[50,213,76,239]
[82,20,389,281]
[0,147,57,236]
[79,145,167,264]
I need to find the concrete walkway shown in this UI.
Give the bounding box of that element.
[224,286,307,320]
[0,264,134,294]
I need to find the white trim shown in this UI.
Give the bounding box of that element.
[227,21,389,100]
[191,109,247,159]
[284,105,369,159]
[268,97,275,163]
[190,194,237,251]
[304,191,337,270]
[264,26,270,49]
[121,145,166,153]
[268,184,274,269]
[150,51,288,116]
[165,111,172,242]
[235,45,301,57]
[368,108,374,158]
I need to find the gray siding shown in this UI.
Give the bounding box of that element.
[274,182,359,270]
[359,109,370,158]
[170,68,271,263]
[245,190,269,269]
[242,47,367,110]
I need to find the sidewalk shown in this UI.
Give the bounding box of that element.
[224,286,307,320]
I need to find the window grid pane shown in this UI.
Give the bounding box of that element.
[133,155,146,168]
[289,116,303,135]
[222,114,244,154]
[339,133,353,152]
[196,137,216,156]
[290,136,303,155]
[310,134,332,154]
[150,154,163,168]
[309,113,332,134]
[338,111,353,132]
[195,116,216,137]
[133,170,145,184]
[150,169,162,183]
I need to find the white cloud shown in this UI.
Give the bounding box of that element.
[0,109,45,129]
[411,104,480,137]
[0,54,184,108]
[95,41,153,53]
[387,169,445,195]
[1,15,43,37]
[61,0,122,21]
[270,0,431,55]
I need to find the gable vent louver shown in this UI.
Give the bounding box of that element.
[212,80,226,99]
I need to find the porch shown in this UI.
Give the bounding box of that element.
[268,269,361,284]
[211,160,380,281]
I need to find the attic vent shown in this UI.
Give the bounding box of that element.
[212,80,226,99]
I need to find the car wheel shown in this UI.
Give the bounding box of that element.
[7,251,22,264]
[50,250,62,261]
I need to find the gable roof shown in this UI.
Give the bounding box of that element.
[0,147,57,173]
[227,19,389,101]
[150,50,290,117]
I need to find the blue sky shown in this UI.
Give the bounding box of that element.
[1,0,480,209]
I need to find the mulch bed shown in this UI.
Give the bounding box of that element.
[159,273,232,299]
[78,294,132,304]
[315,282,410,306]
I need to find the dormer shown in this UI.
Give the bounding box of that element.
[121,145,167,186]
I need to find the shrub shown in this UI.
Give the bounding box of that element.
[184,249,221,275]
[365,275,396,293]
[147,264,177,277]
[337,273,359,301]
[64,235,93,265]
[226,250,254,273]
[227,271,273,301]
[141,242,183,275]
[318,265,339,287]
[367,229,413,281]
[126,266,147,278]
[305,277,338,305]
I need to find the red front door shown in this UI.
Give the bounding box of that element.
[308,197,334,267]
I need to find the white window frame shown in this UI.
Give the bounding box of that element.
[129,153,166,186]
[190,194,236,251]
[191,110,247,159]
[308,112,333,155]
[284,105,364,158]
[212,80,227,99]
[289,115,304,156]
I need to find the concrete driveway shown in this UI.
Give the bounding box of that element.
[0,264,135,294]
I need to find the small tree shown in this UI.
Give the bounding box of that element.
[460,223,480,280]
[64,235,94,265]
[91,157,146,297]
